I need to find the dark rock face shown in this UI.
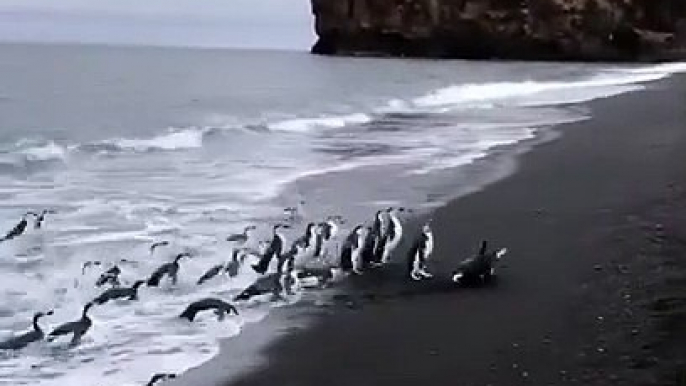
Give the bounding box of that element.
[310,0,686,61]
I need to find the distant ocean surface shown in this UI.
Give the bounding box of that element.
[0,43,684,386]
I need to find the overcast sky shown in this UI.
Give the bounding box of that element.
[0,0,315,50]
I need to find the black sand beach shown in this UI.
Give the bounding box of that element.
[205,75,686,386]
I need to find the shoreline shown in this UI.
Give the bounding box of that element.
[172,73,686,386]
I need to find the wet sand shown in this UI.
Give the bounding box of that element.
[176,74,686,386]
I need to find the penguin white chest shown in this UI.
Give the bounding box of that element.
[424,232,434,259]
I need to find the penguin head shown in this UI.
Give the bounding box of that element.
[83,302,95,316]
[422,223,432,234]
[274,224,290,232]
[479,240,489,256]
[175,252,192,263]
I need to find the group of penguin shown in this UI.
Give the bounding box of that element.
[0,205,508,385]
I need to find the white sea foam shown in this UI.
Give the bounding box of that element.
[97,128,206,153]
[19,141,68,162]
[413,70,670,109]
[269,113,372,132]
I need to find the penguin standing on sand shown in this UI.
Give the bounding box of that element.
[407,222,434,281]
[252,224,289,275]
[361,211,385,266]
[452,240,508,285]
[381,207,405,264]
[314,215,344,261]
[340,225,366,274]
[147,253,192,287]
[0,311,54,350]
[179,298,239,322]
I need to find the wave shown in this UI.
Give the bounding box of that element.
[94,128,206,153]
[413,70,671,109]
[268,113,372,132]
[19,141,69,163]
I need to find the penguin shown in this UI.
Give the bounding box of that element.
[179,298,239,322]
[47,303,94,346]
[92,280,146,305]
[29,209,55,229]
[407,222,434,281]
[283,200,305,223]
[367,210,387,266]
[197,264,224,286]
[149,241,170,255]
[146,373,177,386]
[381,207,405,263]
[0,212,34,242]
[361,215,381,267]
[234,270,294,302]
[251,224,289,275]
[95,265,122,288]
[340,225,366,274]
[452,240,508,285]
[147,253,192,287]
[82,260,102,274]
[226,225,256,244]
[224,248,242,278]
[0,310,54,350]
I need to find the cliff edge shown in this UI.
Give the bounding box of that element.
[311,0,686,61]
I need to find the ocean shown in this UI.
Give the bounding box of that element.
[0,42,684,386]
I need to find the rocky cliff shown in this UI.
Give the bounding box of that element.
[311,0,686,61]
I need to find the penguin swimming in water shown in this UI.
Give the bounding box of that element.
[147,253,192,287]
[82,260,103,274]
[0,212,34,243]
[340,225,366,274]
[179,298,239,322]
[226,225,256,244]
[0,310,54,350]
[92,280,146,305]
[224,248,242,278]
[146,373,177,386]
[407,222,434,281]
[452,240,508,285]
[47,303,94,346]
[283,200,306,223]
[149,241,170,256]
[196,249,244,285]
[381,207,405,264]
[234,269,295,302]
[27,209,56,230]
[95,265,122,287]
[252,224,289,275]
